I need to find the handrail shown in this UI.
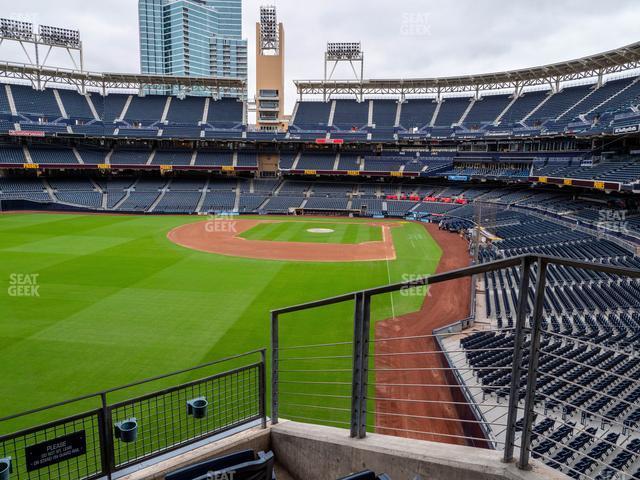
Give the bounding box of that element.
[0,348,265,423]
[270,253,640,473]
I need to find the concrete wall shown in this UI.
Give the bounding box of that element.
[271,422,569,480]
[120,421,567,480]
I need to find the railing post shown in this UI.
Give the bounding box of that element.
[100,393,114,479]
[518,258,548,470]
[350,292,371,439]
[259,349,267,429]
[270,311,279,425]
[358,293,371,439]
[503,256,533,463]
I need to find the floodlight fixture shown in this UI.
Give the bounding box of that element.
[39,25,80,48]
[0,18,33,41]
[259,5,279,52]
[326,42,362,61]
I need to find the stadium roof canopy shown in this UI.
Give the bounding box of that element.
[0,61,245,93]
[295,42,640,97]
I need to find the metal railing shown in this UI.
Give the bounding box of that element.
[0,349,266,480]
[270,254,640,473]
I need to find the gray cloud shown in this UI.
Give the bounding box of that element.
[1,0,638,113]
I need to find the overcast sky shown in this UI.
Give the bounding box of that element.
[2,0,639,113]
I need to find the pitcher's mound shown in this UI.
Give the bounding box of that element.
[167,219,397,262]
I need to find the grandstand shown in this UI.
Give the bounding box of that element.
[2,15,640,480]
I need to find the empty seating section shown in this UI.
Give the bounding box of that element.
[387,200,417,215]
[279,154,296,170]
[153,150,192,166]
[117,127,158,138]
[206,99,243,128]
[338,154,360,171]
[465,94,511,125]
[0,176,50,202]
[166,97,206,124]
[29,147,78,165]
[292,101,331,129]
[264,196,303,213]
[196,151,232,166]
[311,182,353,197]
[238,194,267,213]
[57,89,94,119]
[594,78,640,117]
[354,198,383,216]
[560,77,635,120]
[332,100,369,129]
[499,91,550,125]
[237,153,258,167]
[0,177,45,192]
[99,94,129,123]
[124,95,167,123]
[116,191,160,212]
[155,191,201,213]
[297,153,336,170]
[11,85,61,118]
[0,85,10,113]
[371,100,397,127]
[443,164,530,178]
[398,99,437,130]
[161,125,202,138]
[77,149,107,164]
[56,190,102,207]
[208,178,237,191]
[1,71,638,143]
[433,97,470,126]
[446,186,640,478]
[201,191,235,213]
[532,158,640,184]
[528,84,592,124]
[73,124,111,136]
[305,197,349,210]
[0,146,25,164]
[110,149,151,165]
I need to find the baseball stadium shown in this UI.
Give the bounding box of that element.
[0,2,640,479]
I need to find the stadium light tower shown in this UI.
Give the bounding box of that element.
[259,6,280,54]
[255,6,286,132]
[324,42,364,101]
[0,18,84,89]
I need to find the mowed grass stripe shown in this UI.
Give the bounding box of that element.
[0,214,441,433]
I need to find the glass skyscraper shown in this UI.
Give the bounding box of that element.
[138,0,247,97]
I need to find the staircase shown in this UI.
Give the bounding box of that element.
[495,94,520,124]
[456,98,476,126]
[522,92,555,123]
[327,100,337,127]
[429,100,442,127]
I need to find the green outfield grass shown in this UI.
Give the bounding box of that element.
[239,220,382,244]
[0,213,442,435]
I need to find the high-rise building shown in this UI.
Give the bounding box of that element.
[255,6,286,131]
[138,0,247,97]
